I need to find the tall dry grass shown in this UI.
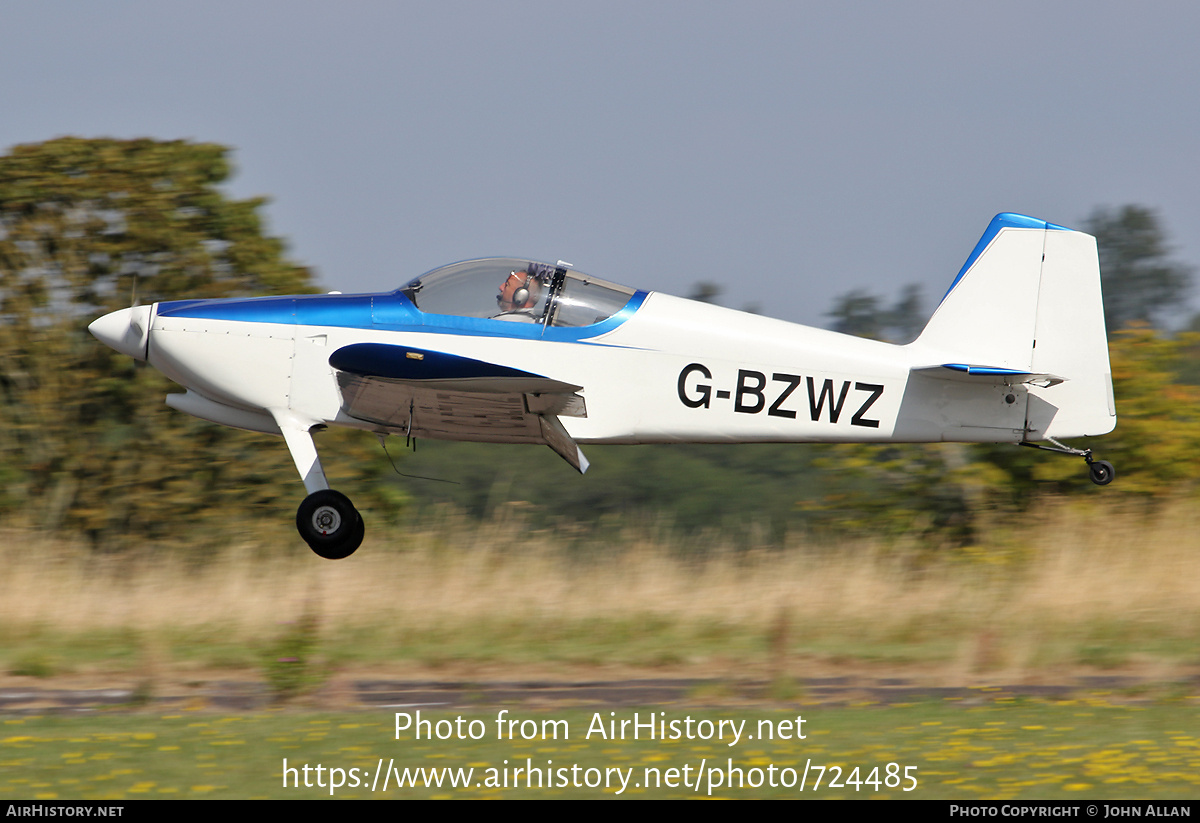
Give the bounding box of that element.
[2,501,1198,681]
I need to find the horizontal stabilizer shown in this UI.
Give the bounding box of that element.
[912,364,1065,388]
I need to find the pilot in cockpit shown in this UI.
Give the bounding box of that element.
[495,270,544,322]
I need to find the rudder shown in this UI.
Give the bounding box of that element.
[1029,225,1115,438]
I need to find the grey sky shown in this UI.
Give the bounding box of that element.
[3,1,1198,327]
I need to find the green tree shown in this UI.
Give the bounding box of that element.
[826,284,924,343]
[686,281,723,304]
[1073,329,1200,498]
[802,441,1005,544]
[0,137,390,547]
[1085,205,1192,333]
[825,289,884,339]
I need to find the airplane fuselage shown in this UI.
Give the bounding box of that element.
[134,289,1033,448]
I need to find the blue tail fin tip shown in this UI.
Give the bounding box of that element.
[943,213,1074,301]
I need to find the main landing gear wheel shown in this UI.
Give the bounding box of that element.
[1088,459,1115,486]
[296,489,364,559]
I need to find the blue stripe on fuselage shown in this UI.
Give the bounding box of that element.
[155,290,648,343]
[156,293,380,325]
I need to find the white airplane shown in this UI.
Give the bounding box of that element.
[90,213,1116,559]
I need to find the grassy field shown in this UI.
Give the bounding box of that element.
[3,703,1198,799]
[2,500,1198,687]
[2,502,1199,800]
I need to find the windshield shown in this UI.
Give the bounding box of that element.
[401,258,636,328]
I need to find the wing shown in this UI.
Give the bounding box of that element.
[329,343,590,473]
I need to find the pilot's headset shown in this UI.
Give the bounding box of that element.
[509,271,538,308]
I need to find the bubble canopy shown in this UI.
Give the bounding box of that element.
[400,258,637,329]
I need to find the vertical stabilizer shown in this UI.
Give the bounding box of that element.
[914,214,1115,440]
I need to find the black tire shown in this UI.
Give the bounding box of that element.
[312,516,364,560]
[297,490,364,559]
[1088,460,1115,486]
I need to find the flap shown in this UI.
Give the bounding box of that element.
[330,343,590,473]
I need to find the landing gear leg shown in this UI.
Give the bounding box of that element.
[273,411,366,558]
[1020,437,1115,486]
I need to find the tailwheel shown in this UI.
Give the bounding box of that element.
[1021,439,1114,488]
[1087,459,1115,486]
[296,489,364,559]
